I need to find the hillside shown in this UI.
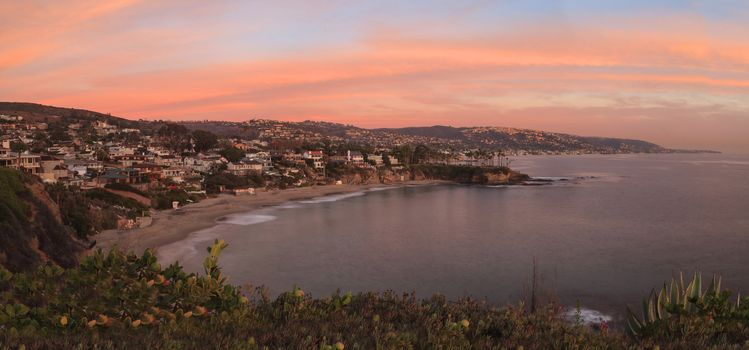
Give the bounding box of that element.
[375,126,667,153]
[0,102,695,153]
[0,102,139,128]
[0,168,86,272]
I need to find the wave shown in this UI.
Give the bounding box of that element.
[530,176,575,181]
[299,191,366,204]
[218,213,277,226]
[562,307,612,326]
[366,186,400,192]
[157,227,220,264]
[276,203,303,209]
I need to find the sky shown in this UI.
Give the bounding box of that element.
[1,1,748,152]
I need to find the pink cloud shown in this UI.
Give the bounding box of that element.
[0,5,747,152]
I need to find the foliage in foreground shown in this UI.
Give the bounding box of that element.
[627,272,749,347]
[1,241,748,349]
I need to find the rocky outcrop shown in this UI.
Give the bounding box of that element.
[332,165,529,186]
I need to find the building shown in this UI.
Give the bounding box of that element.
[39,156,70,183]
[368,154,383,165]
[131,163,163,182]
[162,167,188,183]
[0,151,42,174]
[226,160,263,175]
[98,168,143,185]
[303,150,326,169]
[347,150,365,165]
[65,159,103,177]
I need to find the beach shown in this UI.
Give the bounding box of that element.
[95,181,444,254]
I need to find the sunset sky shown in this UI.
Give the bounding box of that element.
[1,1,748,152]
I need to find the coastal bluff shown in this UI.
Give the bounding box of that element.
[331,164,530,186]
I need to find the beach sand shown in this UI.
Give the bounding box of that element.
[95,181,444,254]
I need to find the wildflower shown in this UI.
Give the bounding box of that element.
[460,319,470,329]
[86,320,97,328]
[334,342,345,350]
[141,313,156,325]
[193,306,208,316]
[183,311,193,318]
[131,319,142,328]
[96,314,110,326]
[59,316,68,326]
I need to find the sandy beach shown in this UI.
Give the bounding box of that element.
[95,181,445,254]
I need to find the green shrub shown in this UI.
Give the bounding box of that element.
[152,189,203,210]
[0,168,29,220]
[3,238,748,349]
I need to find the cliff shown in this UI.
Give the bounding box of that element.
[0,168,86,272]
[328,164,530,186]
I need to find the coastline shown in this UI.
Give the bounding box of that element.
[94,180,447,254]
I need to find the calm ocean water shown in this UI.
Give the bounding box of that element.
[159,154,749,319]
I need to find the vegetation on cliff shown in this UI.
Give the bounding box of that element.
[0,169,152,272]
[1,240,747,349]
[0,169,85,272]
[323,163,530,186]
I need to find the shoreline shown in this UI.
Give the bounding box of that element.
[94,180,447,254]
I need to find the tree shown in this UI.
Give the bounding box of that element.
[383,154,391,166]
[219,147,244,163]
[393,145,413,165]
[192,130,218,153]
[158,123,190,152]
[413,144,431,164]
[10,142,27,153]
[48,123,71,142]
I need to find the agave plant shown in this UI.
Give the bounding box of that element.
[626,272,739,337]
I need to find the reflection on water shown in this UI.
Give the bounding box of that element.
[159,153,749,319]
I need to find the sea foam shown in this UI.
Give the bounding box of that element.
[299,191,366,204]
[219,213,277,226]
[562,307,613,326]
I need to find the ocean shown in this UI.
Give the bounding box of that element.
[158,153,749,321]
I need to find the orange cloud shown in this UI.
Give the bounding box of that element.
[0,6,747,152]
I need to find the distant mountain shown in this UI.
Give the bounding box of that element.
[371,125,667,153]
[0,102,711,153]
[0,102,137,126]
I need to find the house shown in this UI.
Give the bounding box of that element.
[154,155,182,168]
[303,150,324,160]
[40,156,69,182]
[0,151,42,174]
[388,154,399,165]
[98,168,143,185]
[108,146,135,157]
[245,152,273,172]
[114,154,149,167]
[282,151,305,165]
[131,163,163,182]
[303,150,326,169]
[226,160,262,175]
[65,159,103,177]
[347,150,365,165]
[232,188,256,196]
[162,167,188,183]
[368,154,383,165]
[94,121,118,136]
